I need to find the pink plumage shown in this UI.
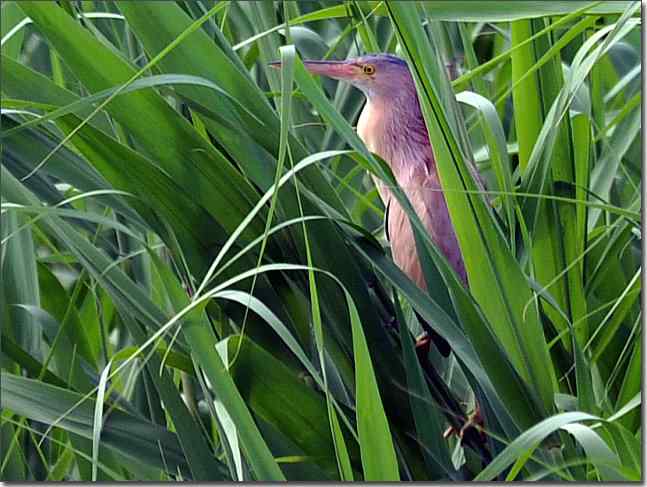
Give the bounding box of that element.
[302,54,470,288]
[356,73,467,288]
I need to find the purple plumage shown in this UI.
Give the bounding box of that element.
[300,53,472,290]
[352,54,468,288]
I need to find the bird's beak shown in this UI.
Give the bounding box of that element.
[269,60,359,80]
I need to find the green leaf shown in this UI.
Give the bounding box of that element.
[92,360,112,481]
[475,412,596,480]
[289,1,635,23]
[1,372,193,477]
[349,297,399,480]
[148,253,286,481]
[2,211,41,356]
[561,423,623,480]
[1,1,26,60]
[511,17,572,348]
[1,74,262,138]
[456,90,516,251]
[1,332,67,388]
[18,1,264,240]
[224,335,357,479]
[395,293,455,478]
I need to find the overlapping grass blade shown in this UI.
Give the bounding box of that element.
[386,0,556,414]
[18,1,264,240]
[1,372,192,477]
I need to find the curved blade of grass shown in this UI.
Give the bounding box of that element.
[18,2,265,242]
[117,309,227,481]
[0,12,125,47]
[194,264,398,477]
[91,360,112,481]
[1,189,141,245]
[288,1,632,23]
[212,287,359,445]
[456,90,516,250]
[588,101,641,229]
[221,335,357,479]
[196,261,400,480]
[193,149,349,298]
[147,254,286,481]
[1,73,262,139]
[562,423,623,480]
[475,412,597,480]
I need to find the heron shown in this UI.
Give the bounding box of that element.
[270,54,488,451]
[294,54,480,350]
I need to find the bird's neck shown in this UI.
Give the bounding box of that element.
[357,86,430,168]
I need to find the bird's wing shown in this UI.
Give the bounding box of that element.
[423,148,486,192]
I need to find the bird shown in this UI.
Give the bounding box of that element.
[270,53,489,457]
[296,54,481,353]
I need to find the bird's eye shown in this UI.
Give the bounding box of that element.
[362,64,376,75]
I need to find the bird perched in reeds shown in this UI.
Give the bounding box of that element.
[271,53,488,457]
[290,54,487,357]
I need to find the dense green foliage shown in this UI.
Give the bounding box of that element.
[1,1,641,481]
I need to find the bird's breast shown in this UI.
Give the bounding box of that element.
[356,96,468,285]
[357,99,395,205]
[357,99,384,156]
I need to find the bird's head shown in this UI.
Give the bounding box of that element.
[271,53,413,100]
